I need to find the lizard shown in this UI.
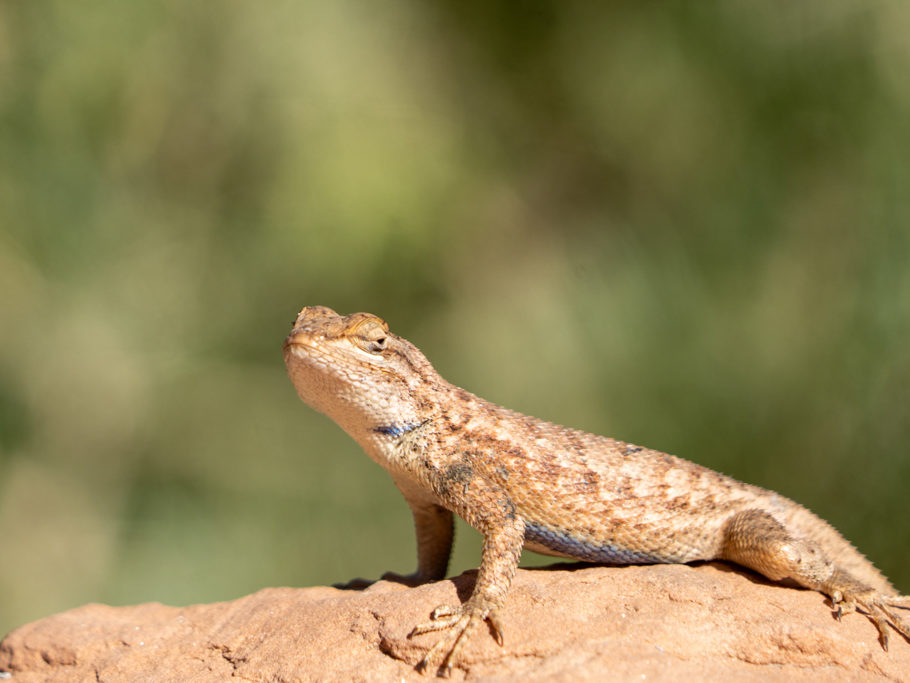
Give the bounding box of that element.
[282,305,910,676]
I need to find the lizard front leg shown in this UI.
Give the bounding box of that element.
[383,500,454,586]
[409,464,526,677]
[721,509,910,649]
[411,515,525,676]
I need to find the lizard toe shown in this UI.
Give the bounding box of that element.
[486,609,505,646]
[878,601,910,641]
[866,603,892,651]
[409,605,462,637]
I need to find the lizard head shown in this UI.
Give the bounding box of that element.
[283,306,438,439]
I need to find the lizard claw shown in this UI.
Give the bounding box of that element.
[409,603,503,677]
[830,590,910,651]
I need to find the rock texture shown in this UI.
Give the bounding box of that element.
[1,563,908,681]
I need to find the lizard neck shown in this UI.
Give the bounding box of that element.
[343,380,456,471]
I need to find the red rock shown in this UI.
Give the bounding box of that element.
[1,563,908,681]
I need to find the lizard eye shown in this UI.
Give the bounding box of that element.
[348,315,390,354]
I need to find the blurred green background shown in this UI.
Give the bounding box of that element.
[1,1,909,636]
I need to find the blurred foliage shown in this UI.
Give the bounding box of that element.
[1,0,909,636]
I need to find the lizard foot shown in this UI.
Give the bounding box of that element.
[831,589,910,651]
[409,603,504,677]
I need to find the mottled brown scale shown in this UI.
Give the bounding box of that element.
[283,306,910,677]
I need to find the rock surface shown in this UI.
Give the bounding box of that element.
[1,563,908,681]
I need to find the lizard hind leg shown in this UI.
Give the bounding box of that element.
[720,508,836,587]
[721,508,910,650]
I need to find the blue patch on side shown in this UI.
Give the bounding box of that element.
[524,522,667,564]
[374,422,420,438]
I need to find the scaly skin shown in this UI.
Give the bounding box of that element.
[283,306,910,676]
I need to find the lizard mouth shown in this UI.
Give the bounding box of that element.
[282,334,318,360]
[283,327,316,350]
[283,335,339,369]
